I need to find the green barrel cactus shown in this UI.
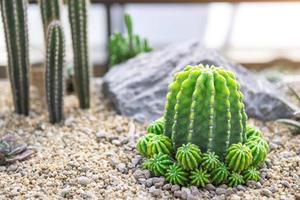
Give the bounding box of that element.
[1,0,30,115]
[166,163,189,186]
[39,0,61,38]
[136,133,156,156]
[245,124,262,139]
[201,152,221,171]
[228,172,244,187]
[190,168,210,187]
[176,143,202,170]
[210,163,229,185]
[245,136,269,167]
[143,153,173,176]
[147,118,165,135]
[164,65,248,160]
[68,0,90,109]
[243,167,260,182]
[225,143,253,172]
[147,134,173,156]
[45,21,65,124]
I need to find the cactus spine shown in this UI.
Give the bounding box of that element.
[39,0,61,38]
[45,21,65,124]
[1,0,30,115]
[164,65,248,160]
[68,0,90,109]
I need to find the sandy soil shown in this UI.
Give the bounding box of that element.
[0,79,299,200]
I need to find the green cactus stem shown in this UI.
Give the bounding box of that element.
[164,65,248,160]
[245,124,262,139]
[1,0,30,115]
[147,118,165,135]
[245,136,269,167]
[68,0,90,109]
[144,153,173,176]
[243,167,260,182]
[210,163,229,185]
[190,168,210,187]
[45,21,65,124]
[136,133,156,157]
[228,172,244,187]
[165,163,189,186]
[201,152,221,171]
[39,0,61,38]
[147,135,173,156]
[176,143,202,170]
[225,143,253,172]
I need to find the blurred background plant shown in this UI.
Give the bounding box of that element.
[109,13,152,67]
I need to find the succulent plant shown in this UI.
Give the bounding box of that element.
[68,0,90,109]
[210,163,229,185]
[147,118,165,135]
[109,13,152,67]
[1,0,30,115]
[143,153,173,176]
[39,0,61,38]
[164,65,248,160]
[0,134,35,165]
[176,143,202,170]
[227,172,244,187]
[201,152,221,171]
[243,167,261,182]
[245,124,262,139]
[245,136,269,167]
[147,134,173,156]
[190,168,210,187]
[165,163,189,186]
[225,143,253,172]
[136,133,156,157]
[45,21,65,124]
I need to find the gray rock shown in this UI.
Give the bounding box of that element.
[116,163,127,173]
[181,187,191,199]
[162,183,172,190]
[205,183,216,191]
[146,178,153,187]
[78,176,90,186]
[81,191,94,199]
[61,187,71,197]
[255,182,262,189]
[236,185,246,191]
[174,191,182,198]
[103,40,297,123]
[133,169,145,179]
[0,166,6,172]
[143,170,151,179]
[216,188,227,195]
[7,165,18,172]
[190,186,201,196]
[149,186,161,197]
[260,189,272,197]
[171,185,180,192]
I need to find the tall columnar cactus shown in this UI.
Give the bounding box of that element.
[1,0,30,115]
[39,0,61,38]
[68,0,90,109]
[45,21,65,124]
[164,65,248,160]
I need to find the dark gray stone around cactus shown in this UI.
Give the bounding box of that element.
[103,40,297,123]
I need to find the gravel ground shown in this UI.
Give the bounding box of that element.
[0,79,299,200]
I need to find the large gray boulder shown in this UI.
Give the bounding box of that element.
[103,40,297,123]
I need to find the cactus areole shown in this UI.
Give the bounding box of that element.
[164,64,248,160]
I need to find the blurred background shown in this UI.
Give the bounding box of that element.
[1,1,300,77]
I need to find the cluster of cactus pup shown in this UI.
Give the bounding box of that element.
[136,64,269,188]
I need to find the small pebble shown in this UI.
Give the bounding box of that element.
[162,183,172,190]
[116,163,127,173]
[281,181,290,188]
[149,186,161,197]
[260,189,272,197]
[133,169,145,179]
[174,191,182,198]
[112,139,121,146]
[205,183,216,191]
[78,176,90,186]
[230,194,241,200]
[171,185,180,192]
[81,191,94,199]
[131,155,142,167]
[216,188,227,195]
[237,185,246,191]
[61,188,71,197]
[7,165,18,172]
[269,186,278,193]
[146,178,153,187]
[190,186,200,196]
[181,187,191,199]
[96,131,106,139]
[255,182,262,189]
[0,166,6,172]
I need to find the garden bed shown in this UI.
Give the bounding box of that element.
[0,79,299,199]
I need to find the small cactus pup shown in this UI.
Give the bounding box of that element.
[176,143,202,170]
[1,0,30,115]
[147,134,173,156]
[225,143,253,172]
[164,65,248,160]
[39,0,61,38]
[210,163,230,185]
[165,163,189,186]
[142,153,173,176]
[45,21,65,124]
[190,168,210,187]
[243,166,261,182]
[136,133,156,157]
[201,152,221,172]
[245,136,269,167]
[228,172,244,187]
[147,117,165,135]
[68,0,90,109]
[245,124,262,139]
